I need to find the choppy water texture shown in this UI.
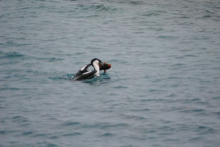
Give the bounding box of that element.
[1,0,220,147]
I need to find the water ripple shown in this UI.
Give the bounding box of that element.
[1,0,220,146]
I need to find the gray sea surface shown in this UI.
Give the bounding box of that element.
[0,0,220,147]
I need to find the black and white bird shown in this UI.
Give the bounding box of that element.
[74,58,103,81]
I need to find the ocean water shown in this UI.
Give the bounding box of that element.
[0,0,220,146]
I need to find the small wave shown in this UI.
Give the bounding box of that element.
[81,122,129,129]
[82,73,111,85]
[35,57,64,62]
[203,14,212,18]
[12,116,30,127]
[157,35,178,40]
[101,132,114,137]
[48,76,63,80]
[63,74,74,80]
[214,111,220,118]
[193,36,210,40]
[128,0,145,5]
[74,52,85,55]
[0,87,20,91]
[189,136,203,142]
[1,41,29,47]
[131,108,150,112]
[212,96,220,100]
[140,98,173,103]
[158,126,175,132]
[61,121,80,127]
[0,130,14,135]
[184,54,197,57]
[22,131,34,136]
[0,52,25,59]
[43,143,58,147]
[197,126,216,134]
[171,63,185,67]
[162,138,179,142]
[121,114,146,120]
[180,108,205,114]
[48,57,64,62]
[63,132,82,136]
[142,10,166,17]
[112,85,127,89]
[77,3,118,12]
[118,0,145,5]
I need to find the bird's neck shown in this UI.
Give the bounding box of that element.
[93,62,100,76]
